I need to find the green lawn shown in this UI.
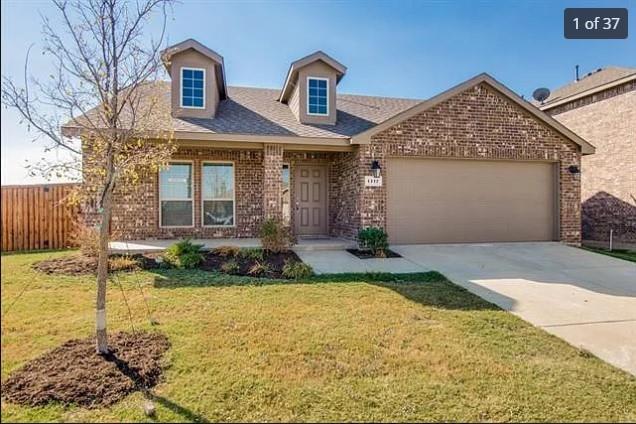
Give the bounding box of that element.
[582,246,636,263]
[1,251,635,422]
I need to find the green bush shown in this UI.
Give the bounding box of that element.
[240,247,264,261]
[282,260,313,280]
[358,227,389,258]
[163,239,205,269]
[220,259,240,274]
[259,218,291,253]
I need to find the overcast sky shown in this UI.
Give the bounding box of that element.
[2,0,634,185]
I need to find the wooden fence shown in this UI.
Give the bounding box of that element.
[1,183,81,252]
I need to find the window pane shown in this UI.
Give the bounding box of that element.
[203,200,234,226]
[161,201,192,226]
[182,69,204,108]
[192,70,204,80]
[160,164,192,199]
[282,164,290,226]
[202,163,234,199]
[307,78,328,115]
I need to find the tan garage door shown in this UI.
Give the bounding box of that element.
[387,158,557,244]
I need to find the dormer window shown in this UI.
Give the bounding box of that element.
[181,67,205,108]
[307,77,328,115]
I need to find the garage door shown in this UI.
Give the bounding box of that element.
[387,158,557,244]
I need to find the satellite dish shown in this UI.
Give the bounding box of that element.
[532,87,551,104]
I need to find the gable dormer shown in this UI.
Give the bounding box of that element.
[278,51,346,125]
[161,39,227,119]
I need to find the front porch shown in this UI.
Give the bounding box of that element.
[109,237,356,254]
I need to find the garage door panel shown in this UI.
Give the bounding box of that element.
[387,158,556,244]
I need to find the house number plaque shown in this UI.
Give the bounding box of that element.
[365,176,382,187]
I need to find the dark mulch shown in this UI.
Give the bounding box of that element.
[200,250,301,279]
[1,331,170,408]
[32,254,159,275]
[346,248,402,259]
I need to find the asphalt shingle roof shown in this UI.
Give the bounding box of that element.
[98,81,419,139]
[536,66,636,107]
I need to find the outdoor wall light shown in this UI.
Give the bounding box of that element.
[371,160,382,178]
[568,165,580,174]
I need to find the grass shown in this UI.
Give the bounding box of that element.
[582,246,636,263]
[2,251,635,422]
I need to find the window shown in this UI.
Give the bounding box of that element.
[281,164,290,225]
[159,163,193,227]
[202,162,234,226]
[181,68,205,108]
[307,77,328,115]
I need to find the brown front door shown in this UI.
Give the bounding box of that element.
[295,165,328,236]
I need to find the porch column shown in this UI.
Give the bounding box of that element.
[263,143,284,221]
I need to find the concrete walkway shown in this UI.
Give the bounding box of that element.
[391,242,636,376]
[295,250,429,274]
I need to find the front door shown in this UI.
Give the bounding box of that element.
[295,165,328,236]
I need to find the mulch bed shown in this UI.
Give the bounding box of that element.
[346,248,402,259]
[1,331,170,408]
[200,250,301,279]
[32,254,159,275]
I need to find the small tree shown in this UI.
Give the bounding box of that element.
[2,0,175,354]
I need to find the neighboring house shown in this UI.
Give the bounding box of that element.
[537,67,636,248]
[66,39,595,245]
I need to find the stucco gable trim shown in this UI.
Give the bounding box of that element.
[351,73,596,155]
[161,39,227,100]
[279,51,347,103]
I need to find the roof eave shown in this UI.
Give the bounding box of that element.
[539,73,636,111]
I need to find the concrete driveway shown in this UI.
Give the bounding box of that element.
[391,242,636,375]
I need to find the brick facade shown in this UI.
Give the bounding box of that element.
[360,83,583,244]
[83,82,585,245]
[547,82,636,246]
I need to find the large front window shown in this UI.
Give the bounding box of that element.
[202,162,234,226]
[159,163,193,227]
[307,77,328,115]
[181,68,205,108]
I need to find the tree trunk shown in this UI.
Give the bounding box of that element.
[95,180,114,355]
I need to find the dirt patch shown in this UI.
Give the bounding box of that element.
[32,254,159,275]
[346,249,402,259]
[1,331,170,408]
[200,250,301,279]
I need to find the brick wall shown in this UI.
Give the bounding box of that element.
[547,82,636,245]
[86,146,264,240]
[363,82,583,244]
[263,144,283,220]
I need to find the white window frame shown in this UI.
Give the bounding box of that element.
[159,160,195,228]
[180,67,206,109]
[306,76,329,116]
[201,161,236,228]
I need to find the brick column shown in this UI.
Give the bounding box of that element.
[263,144,284,220]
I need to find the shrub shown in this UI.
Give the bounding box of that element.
[240,247,264,261]
[70,223,100,258]
[358,227,389,258]
[220,259,240,274]
[248,261,270,276]
[213,245,240,257]
[259,218,291,253]
[282,260,313,280]
[108,255,139,272]
[163,239,204,269]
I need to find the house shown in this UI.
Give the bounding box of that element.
[68,39,596,245]
[537,67,636,248]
